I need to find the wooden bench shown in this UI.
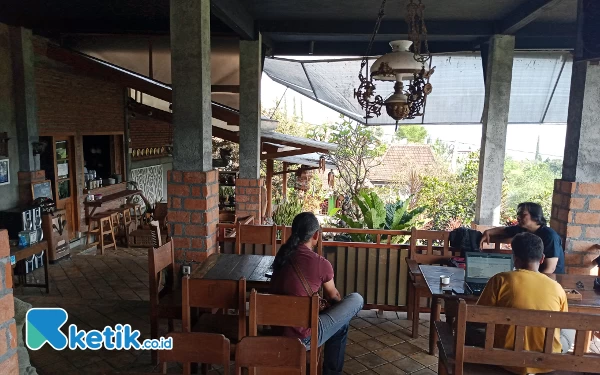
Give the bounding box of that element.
[436,299,600,375]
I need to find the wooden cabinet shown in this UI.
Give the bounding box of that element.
[42,209,71,263]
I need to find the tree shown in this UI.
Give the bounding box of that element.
[501,157,562,223]
[395,125,428,143]
[414,151,479,230]
[318,118,387,201]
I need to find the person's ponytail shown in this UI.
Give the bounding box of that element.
[272,212,320,273]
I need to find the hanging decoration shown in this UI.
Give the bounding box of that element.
[327,170,335,189]
[354,0,434,124]
[319,156,326,173]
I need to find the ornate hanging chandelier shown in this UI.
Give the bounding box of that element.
[354,0,434,124]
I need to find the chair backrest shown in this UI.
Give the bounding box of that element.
[235,336,306,375]
[148,240,175,307]
[236,223,278,255]
[409,228,454,264]
[159,332,230,375]
[249,289,319,375]
[181,277,246,340]
[450,299,600,375]
[150,220,162,248]
[154,202,168,228]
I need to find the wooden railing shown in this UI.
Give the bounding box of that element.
[216,224,509,311]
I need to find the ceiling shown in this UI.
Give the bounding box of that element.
[0,0,579,55]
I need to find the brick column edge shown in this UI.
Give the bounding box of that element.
[235,178,264,224]
[167,170,219,272]
[550,179,600,275]
[0,231,18,374]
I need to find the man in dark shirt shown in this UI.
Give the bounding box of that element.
[480,202,565,274]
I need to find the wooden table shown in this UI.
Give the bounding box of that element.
[83,189,149,223]
[10,241,50,293]
[419,265,600,355]
[191,253,274,290]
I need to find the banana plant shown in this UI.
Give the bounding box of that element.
[336,189,427,243]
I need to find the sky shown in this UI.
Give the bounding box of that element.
[261,75,567,161]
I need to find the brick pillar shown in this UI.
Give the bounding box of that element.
[0,230,18,374]
[235,178,264,223]
[17,170,45,206]
[550,180,600,275]
[167,170,218,271]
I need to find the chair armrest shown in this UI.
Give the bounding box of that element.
[406,258,421,276]
[435,321,455,365]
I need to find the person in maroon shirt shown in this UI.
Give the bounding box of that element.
[270,212,364,375]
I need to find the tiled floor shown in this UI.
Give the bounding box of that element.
[13,247,600,375]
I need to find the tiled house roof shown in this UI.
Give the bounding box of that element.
[368,144,436,184]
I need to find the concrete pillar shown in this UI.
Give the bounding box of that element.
[9,27,46,207]
[238,35,262,179]
[9,27,38,172]
[474,35,515,226]
[236,35,264,222]
[170,0,212,172]
[550,61,600,275]
[168,0,217,270]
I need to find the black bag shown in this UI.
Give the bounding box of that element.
[449,227,483,257]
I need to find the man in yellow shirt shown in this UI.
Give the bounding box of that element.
[474,232,573,375]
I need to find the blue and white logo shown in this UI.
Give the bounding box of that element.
[26,308,172,351]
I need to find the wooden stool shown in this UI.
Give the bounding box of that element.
[86,214,117,255]
[123,203,143,229]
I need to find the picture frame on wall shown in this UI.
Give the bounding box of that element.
[0,159,9,186]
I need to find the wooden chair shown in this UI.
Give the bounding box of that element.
[148,240,181,365]
[150,220,163,248]
[235,336,307,375]
[235,223,278,255]
[182,276,246,359]
[161,332,230,375]
[406,228,454,338]
[249,289,321,375]
[436,299,600,375]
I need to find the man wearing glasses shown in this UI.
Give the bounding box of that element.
[480,202,565,274]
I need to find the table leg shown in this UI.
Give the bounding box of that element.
[429,296,441,355]
[43,249,50,294]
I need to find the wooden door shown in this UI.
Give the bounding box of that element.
[54,137,77,240]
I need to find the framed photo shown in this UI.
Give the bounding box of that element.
[0,159,9,186]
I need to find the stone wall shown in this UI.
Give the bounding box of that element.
[551,179,600,275]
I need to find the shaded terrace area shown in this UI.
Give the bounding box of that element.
[18,246,444,375]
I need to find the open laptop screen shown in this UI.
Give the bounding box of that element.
[466,253,513,281]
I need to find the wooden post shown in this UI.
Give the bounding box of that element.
[282,162,288,200]
[266,159,274,217]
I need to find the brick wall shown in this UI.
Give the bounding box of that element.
[130,117,172,150]
[35,62,124,134]
[550,179,600,275]
[167,170,219,270]
[235,178,264,224]
[0,231,18,374]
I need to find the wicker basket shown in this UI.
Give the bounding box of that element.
[128,229,168,248]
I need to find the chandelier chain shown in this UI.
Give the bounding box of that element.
[361,0,387,72]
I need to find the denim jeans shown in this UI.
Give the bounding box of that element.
[302,293,364,375]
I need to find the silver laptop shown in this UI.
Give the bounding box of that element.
[464,252,514,295]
